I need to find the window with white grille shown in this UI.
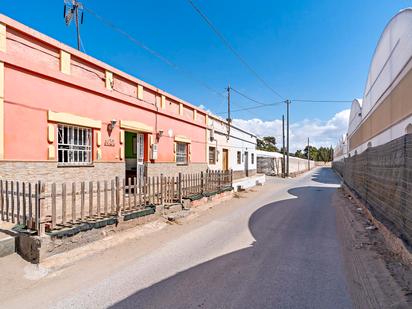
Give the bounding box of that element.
[58,124,92,165]
[176,142,188,164]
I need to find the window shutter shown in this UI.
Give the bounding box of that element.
[173,142,177,162]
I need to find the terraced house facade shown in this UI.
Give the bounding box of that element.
[0,14,212,183]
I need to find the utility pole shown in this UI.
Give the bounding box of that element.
[307,137,310,171]
[64,0,84,51]
[286,99,291,177]
[282,115,286,178]
[226,84,231,140]
[75,2,81,50]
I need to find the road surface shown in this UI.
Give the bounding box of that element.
[1,168,354,308]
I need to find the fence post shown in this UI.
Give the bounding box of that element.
[200,171,204,194]
[178,172,182,203]
[115,176,120,214]
[51,183,56,230]
[37,181,46,236]
[218,171,221,191]
[160,174,164,205]
[0,180,3,222]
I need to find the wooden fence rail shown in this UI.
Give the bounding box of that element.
[0,169,233,233]
[0,180,41,231]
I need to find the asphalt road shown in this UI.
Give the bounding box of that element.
[1,167,353,309]
[110,168,352,309]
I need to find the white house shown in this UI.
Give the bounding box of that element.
[206,114,258,181]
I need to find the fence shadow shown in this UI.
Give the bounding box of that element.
[109,183,351,309]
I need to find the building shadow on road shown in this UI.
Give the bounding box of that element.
[110,183,352,309]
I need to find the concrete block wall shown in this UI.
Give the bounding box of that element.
[333,133,412,247]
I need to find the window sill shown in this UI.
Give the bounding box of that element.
[57,164,95,168]
[176,163,189,166]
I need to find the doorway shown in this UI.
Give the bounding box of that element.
[125,131,145,182]
[244,151,249,177]
[222,149,229,171]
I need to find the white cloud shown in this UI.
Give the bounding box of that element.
[198,104,213,114]
[232,109,350,152]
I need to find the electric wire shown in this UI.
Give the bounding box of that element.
[83,5,225,99]
[187,0,284,100]
[292,99,353,103]
[215,102,283,115]
[230,87,282,106]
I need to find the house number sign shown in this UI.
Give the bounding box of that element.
[104,138,116,147]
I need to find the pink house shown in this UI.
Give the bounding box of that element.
[0,14,209,183]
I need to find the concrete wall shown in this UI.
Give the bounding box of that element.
[256,150,315,175]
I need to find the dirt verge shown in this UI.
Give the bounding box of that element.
[334,187,412,309]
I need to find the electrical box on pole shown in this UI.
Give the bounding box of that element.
[64,0,84,51]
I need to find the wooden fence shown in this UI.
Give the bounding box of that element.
[0,170,232,233]
[0,180,41,232]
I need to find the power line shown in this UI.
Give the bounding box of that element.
[215,101,283,115]
[292,99,352,103]
[230,87,276,106]
[83,5,225,99]
[187,0,284,100]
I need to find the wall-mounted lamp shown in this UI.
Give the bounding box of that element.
[156,129,164,141]
[108,119,117,131]
[107,119,117,133]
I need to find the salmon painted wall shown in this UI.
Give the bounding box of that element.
[0,14,208,164]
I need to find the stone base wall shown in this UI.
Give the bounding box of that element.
[145,162,208,178]
[0,161,211,183]
[232,169,257,180]
[0,161,124,184]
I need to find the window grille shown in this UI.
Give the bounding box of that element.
[176,142,188,164]
[58,124,92,166]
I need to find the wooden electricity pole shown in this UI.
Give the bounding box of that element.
[282,114,286,178]
[286,99,291,177]
[227,84,231,140]
[307,137,310,171]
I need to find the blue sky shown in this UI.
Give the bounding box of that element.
[1,0,409,150]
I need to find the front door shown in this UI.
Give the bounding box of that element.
[222,149,229,171]
[136,133,145,182]
[244,151,249,177]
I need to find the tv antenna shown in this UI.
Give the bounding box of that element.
[63,0,84,51]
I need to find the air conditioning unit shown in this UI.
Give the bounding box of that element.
[150,143,158,160]
[210,128,215,141]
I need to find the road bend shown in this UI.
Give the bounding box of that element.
[1,167,352,309]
